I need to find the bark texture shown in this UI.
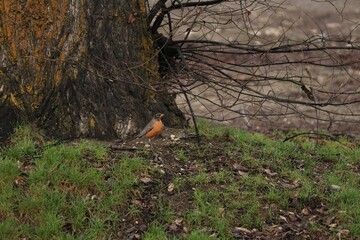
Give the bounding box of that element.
[0,0,186,140]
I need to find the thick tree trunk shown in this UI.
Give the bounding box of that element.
[0,0,186,140]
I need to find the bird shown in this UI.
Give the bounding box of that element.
[136,113,165,139]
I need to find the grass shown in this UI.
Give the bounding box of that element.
[1,123,360,239]
[0,126,148,239]
[143,224,168,240]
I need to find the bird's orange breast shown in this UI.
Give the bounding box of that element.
[146,120,164,138]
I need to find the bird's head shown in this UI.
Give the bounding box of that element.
[153,113,165,120]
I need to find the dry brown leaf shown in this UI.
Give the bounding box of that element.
[169,223,178,231]
[232,162,241,170]
[233,226,251,234]
[337,229,350,238]
[280,182,293,188]
[167,183,174,192]
[174,218,183,226]
[326,216,337,225]
[132,199,142,206]
[293,179,300,187]
[14,176,25,187]
[237,170,247,176]
[140,177,152,183]
[288,212,297,221]
[331,184,341,191]
[301,208,309,215]
[263,168,277,176]
[329,223,337,228]
[279,215,288,223]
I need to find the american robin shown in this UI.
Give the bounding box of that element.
[136,113,165,139]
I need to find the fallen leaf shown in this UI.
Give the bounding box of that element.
[132,199,142,206]
[263,168,278,176]
[232,162,249,171]
[280,182,293,188]
[210,233,218,237]
[237,170,247,176]
[140,177,152,183]
[169,223,178,231]
[337,229,350,237]
[329,223,337,228]
[174,218,183,225]
[167,183,174,192]
[170,134,176,140]
[295,160,305,169]
[232,162,241,170]
[301,208,309,215]
[279,215,288,223]
[14,176,25,187]
[293,179,300,187]
[287,211,298,221]
[233,227,251,234]
[331,184,341,191]
[326,216,335,225]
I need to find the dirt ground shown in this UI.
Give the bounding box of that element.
[171,0,360,136]
[110,128,359,239]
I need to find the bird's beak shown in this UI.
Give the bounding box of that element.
[160,113,165,118]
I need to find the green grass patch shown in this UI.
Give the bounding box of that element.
[0,127,148,239]
[143,224,168,240]
[2,124,360,239]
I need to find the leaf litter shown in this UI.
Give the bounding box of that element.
[109,130,359,239]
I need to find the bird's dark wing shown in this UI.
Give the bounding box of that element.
[136,119,155,138]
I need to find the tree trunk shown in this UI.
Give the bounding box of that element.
[0,0,186,140]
